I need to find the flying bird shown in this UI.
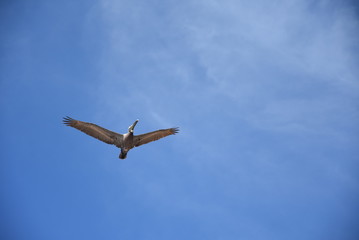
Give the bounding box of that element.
[63,116,179,159]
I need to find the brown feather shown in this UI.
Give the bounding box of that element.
[133,128,179,147]
[63,116,122,145]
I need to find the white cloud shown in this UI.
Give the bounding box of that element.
[178,0,359,134]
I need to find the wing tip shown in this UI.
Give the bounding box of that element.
[171,127,179,135]
[63,116,74,126]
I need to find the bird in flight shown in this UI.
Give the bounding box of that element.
[63,116,179,159]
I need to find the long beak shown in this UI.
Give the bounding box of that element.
[129,119,139,132]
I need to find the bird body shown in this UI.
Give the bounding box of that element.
[120,131,135,159]
[63,117,178,159]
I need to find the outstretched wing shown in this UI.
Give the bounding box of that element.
[133,128,179,147]
[63,116,122,145]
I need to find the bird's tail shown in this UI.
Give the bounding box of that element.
[119,149,127,159]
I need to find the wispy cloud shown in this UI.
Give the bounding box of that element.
[94,0,358,137]
[179,0,359,135]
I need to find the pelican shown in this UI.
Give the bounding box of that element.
[63,116,178,159]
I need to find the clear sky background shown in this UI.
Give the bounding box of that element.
[1,0,359,239]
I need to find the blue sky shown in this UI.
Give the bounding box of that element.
[1,0,359,239]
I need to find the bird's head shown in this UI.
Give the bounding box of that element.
[128,119,139,133]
